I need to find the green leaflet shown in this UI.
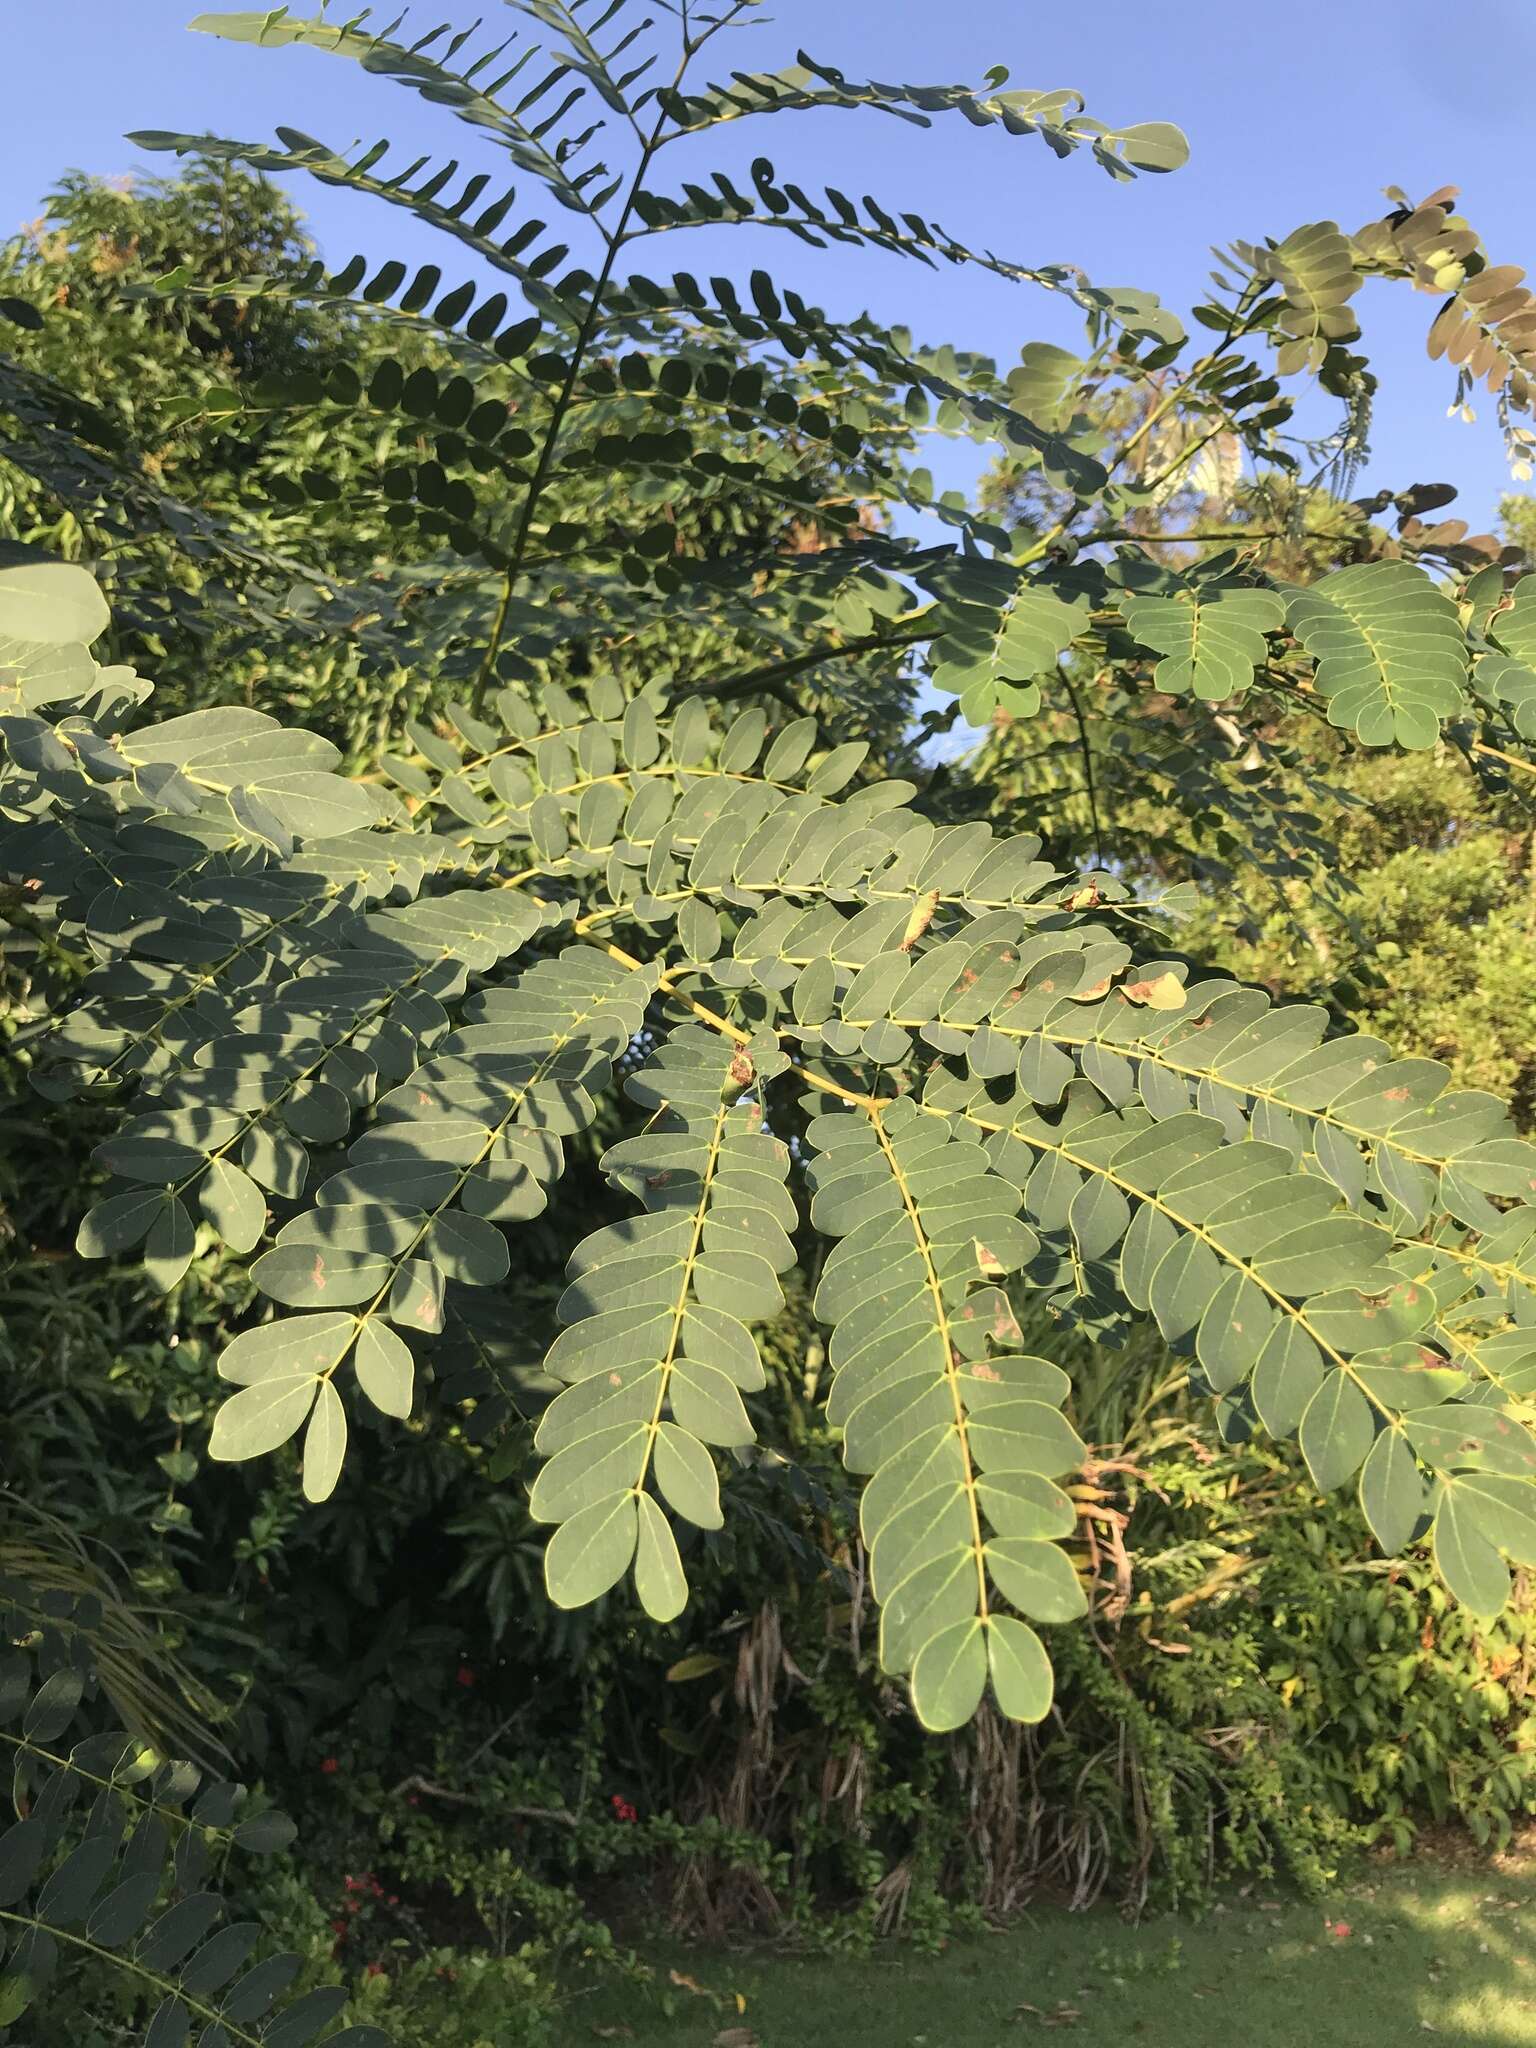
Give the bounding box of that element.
[0,561,111,646]
[1359,1428,1424,1554]
[1118,587,1285,702]
[1489,573,1536,668]
[805,1095,1085,1730]
[355,1319,415,1420]
[1299,1370,1374,1493]
[1432,1485,1511,1618]
[302,1378,348,1502]
[208,1374,320,1462]
[530,1026,792,1622]
[984,1613,1054,1723]
[1286,562,1468,748]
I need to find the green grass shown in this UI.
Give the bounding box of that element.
[571,1858,1536,2045]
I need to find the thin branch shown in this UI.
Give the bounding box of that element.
[1080,528,1291,545]
[471,33,701,713]
[390,1772,578,1825]
[706,621,934,704]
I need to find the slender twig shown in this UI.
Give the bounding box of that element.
[470,37,699,715]
[1080,528,1290,546]
[390,1772,577,1825]
[707,621,935,704]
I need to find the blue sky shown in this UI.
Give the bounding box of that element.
[7,0,1536,531]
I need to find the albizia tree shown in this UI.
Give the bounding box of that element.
[6,14,1536,2029]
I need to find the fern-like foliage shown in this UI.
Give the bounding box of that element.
[7,4,1536,1753]
[0,1580,376,2044]
[10,547,1536,1736]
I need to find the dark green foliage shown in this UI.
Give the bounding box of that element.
[0,1582,376,2043]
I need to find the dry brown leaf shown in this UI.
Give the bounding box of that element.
[1121,970,1186,1010]
[899,888,940,950]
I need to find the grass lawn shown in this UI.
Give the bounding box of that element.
[570,1856,1536,2045]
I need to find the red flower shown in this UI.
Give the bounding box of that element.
[321,1757,339,1775]
[331,1919,347,1937]
[456,1664,475,1688]
[366,1962,386,1978]
[1326,1919,1352,1939]
[610,1794,638,1823]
